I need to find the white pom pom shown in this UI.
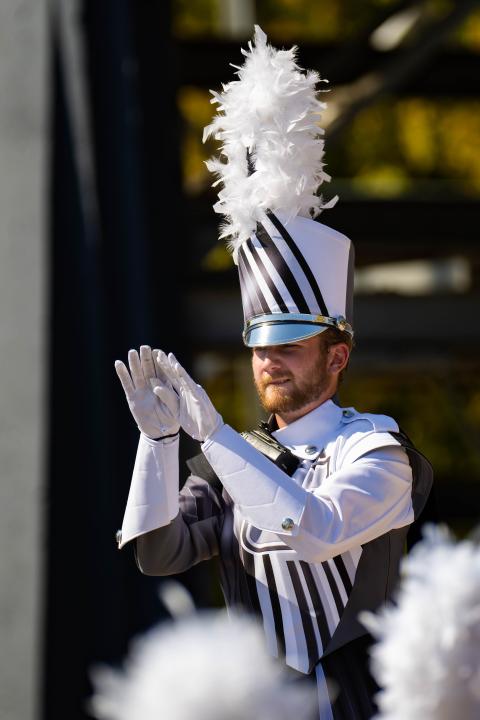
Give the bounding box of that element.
[203,25,336,261]
[90,611,318,720]
[361,525,480,720]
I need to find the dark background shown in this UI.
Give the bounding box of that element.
[45,1,480,717]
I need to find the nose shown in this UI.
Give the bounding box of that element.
[255,347,282,372]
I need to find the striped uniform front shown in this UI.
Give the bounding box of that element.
[234,511,363,674]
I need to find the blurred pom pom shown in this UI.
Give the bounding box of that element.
[90,610,317,720]
[361,524,480,720]
[158,579,196,619]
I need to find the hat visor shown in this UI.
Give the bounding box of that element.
[244,321,328,348]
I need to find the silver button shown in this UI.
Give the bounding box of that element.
[115,529,122,546]
[281,517,294,531]
[342,409,354,418]
[305,445,318,455]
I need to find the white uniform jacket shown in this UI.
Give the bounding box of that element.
[118,400,432,674]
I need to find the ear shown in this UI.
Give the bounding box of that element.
[327,343,350,376]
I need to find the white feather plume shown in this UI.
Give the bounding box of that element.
[203,25,337,260]
[361,525,480,720]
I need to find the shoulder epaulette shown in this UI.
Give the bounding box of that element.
[340,407,399,433]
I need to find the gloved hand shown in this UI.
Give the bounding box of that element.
[115,345,180,439]
[154,351,223,442]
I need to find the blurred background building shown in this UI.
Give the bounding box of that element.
[0,1,479,718]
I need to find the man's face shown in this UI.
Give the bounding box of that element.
[251,335,331,418]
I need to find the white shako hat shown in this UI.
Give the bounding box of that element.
[203,26,354,348]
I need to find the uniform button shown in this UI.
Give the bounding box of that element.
[281,517,294,531]
[305,445,318,455]
[115,529,122,546]
[342,409,354,418]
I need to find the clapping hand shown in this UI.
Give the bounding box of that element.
[115,345,180,439]
[154,352,223,442]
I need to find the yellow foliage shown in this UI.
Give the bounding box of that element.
[340,98,480,196]
[456,8,480,52]
[397,99,437,173]
[351,165,410,197]
[178,86,213,128]
[177,87,216,194]
[202,244,232,271]
[438,103,480,191]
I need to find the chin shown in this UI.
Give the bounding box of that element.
[262,388,297,414]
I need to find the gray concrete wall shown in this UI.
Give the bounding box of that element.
[0,2,47,719]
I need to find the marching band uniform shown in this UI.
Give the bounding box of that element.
[116,27,433,719]
[118,405,432,718]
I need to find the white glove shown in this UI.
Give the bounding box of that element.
[115,345,180,439]
[154,352,223,442]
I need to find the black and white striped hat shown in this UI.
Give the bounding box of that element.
[203,27,354,347]
[239,211,354,347]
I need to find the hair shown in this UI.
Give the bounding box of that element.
[318,327,354,385]
[320,327,354,352]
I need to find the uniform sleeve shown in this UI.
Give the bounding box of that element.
[135,474,224,576]
[119,433,180,548]
[202,424,413,563]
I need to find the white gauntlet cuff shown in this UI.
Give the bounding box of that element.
[119,433,179,548]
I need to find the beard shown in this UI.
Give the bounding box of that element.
[254,352,329,415]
